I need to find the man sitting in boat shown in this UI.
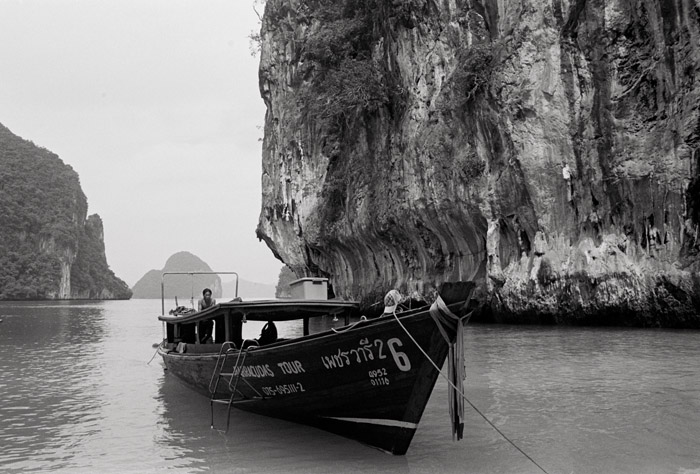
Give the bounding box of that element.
[197,288,216,343]
[258,320,278,345]
[198,288,216,311]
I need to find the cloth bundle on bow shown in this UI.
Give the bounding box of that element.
[428,282,476,441]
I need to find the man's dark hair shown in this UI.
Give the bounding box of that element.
[202,288,212,296]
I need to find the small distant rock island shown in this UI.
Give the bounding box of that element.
[0,123,131,300]
[132,251,223,300]
[131,251,276,300]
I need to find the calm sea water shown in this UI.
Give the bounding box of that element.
[1,299,699,474]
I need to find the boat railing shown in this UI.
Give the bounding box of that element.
[161,271,239,316]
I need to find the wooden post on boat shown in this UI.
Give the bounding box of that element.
[303,317,309,336]
[230,313,244,347]
[224,312,231,342]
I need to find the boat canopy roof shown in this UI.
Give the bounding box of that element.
[158,299,359,324]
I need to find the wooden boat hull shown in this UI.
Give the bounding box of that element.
[158,308,452,455]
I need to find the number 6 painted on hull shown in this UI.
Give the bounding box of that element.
[387,338,411,372]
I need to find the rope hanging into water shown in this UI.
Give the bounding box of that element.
[391,299,550,474]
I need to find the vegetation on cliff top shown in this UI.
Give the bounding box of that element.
[265,0,496,125]
[263,0,421,127]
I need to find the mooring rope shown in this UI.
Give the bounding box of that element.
[147,344,160,365]
[330,316,367,333]
[390,308,551,474]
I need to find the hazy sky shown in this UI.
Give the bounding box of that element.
[0,0,283,285]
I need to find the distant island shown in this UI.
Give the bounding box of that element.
[0,123,131,300]
[131,251,276,300]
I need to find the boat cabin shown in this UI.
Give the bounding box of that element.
[159,299,360,351]
[157,271,358,352]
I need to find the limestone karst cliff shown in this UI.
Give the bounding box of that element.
[0,123,131,300]
[255,0,700,326]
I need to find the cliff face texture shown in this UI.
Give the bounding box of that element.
[0,123,131,300]
[256,0,700,326]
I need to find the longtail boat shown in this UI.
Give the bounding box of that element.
[156,272,474,455]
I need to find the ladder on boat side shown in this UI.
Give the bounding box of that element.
[208,340,264,432]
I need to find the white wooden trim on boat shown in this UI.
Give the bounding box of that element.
[321,416,418,429]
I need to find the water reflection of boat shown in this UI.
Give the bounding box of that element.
[156,278,474,455]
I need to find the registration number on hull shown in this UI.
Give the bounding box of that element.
[261,382,306,396]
